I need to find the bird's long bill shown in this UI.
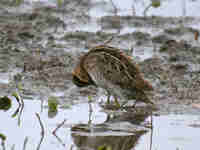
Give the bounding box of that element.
[72,67,90,87]
[72,63,92,83]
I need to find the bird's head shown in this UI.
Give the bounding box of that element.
[72,63,95,87]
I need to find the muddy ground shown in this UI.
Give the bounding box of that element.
[0,0,200,116]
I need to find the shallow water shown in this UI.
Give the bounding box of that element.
[98,0,200,17]
[1,99,200,150]
[137,115,200,150]
[30,0,200,29]
[0,99,106,150]
[0,73,9,84]
[34,0,198,17]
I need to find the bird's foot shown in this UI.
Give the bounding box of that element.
[114,98,121,109]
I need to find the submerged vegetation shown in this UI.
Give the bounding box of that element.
[0,96,11,111]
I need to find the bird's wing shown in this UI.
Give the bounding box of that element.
[83,51,134,89]
[86,45,153,90]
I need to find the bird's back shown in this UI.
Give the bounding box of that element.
[83,45,153,91]
[79,45,153,104]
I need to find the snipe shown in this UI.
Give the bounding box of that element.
[72,45,153,107]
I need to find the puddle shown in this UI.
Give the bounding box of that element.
[0,73,10,84]
[67,20,101,33]
[90,0,200,17]
[0,99,109,150]
[28,0,200,34]
[137,115,200,150]
[134,46,155,61]
[1,99,200,150]
[28,0,200,17]
[0,69,22,84]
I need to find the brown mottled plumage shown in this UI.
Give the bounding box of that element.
[72,45,153,105]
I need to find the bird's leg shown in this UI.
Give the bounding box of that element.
[107,91,111,104]
[114,96,121,109]
[107,95,111,104]
[105,114,111,122]
[106,91,111,104]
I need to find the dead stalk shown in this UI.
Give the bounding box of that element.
[52,119,67,135]
[149,112,153,150]
[23,137,28,150]
[35,113,45,150]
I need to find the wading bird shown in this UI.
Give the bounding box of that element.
[72,45,153,107]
